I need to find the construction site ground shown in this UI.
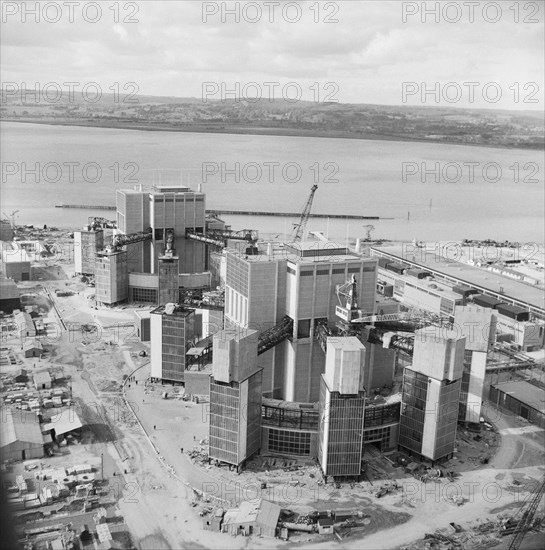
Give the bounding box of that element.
[2,260,544,549]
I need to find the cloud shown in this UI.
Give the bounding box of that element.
[1,0,543,109]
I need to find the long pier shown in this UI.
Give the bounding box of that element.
[56,204,116,211]
[207,210,389,220]
[55,204,391,220]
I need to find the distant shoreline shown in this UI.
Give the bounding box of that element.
[2,117,541,151]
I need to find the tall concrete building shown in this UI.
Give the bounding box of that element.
[208,329,262,470]
[318,337,366,478]
[149,184,206,274]
[398,329,465,462]
[95,250,128,305]
[74,228,104,275]
[283,242,377,403]
[454,305,497,423]
[116,184,206,276]
[150,304,195,383]
[224,241,377,402]
[224,244,287,398]
[157,254,180,304]
[116,188,151,274]
[126,254,180,306]
[361,326,396,391]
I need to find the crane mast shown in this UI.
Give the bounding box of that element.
[508,475,545,550]
[292,184,318,242]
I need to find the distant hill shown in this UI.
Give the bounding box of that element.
[1,90,543,149]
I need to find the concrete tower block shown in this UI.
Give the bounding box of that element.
[213,328,258,383]
[324,337,366,394]
[412,329,466,381]
[158,255,179,305]
[454,305,497,352]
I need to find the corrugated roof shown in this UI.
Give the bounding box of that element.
[256,499,281,529]
[23,340,43,351]
[492,381,545,413]
[1,409,44,447]
[42,409,83,435]
[222,499,280,529]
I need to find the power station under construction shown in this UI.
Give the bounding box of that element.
[69,181,545,483]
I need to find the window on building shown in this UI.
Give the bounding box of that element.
[130,288,158,303]
[297,319,311,338]
[268,429,311,455]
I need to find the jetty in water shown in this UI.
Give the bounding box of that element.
[56,204,116,211]
[55,204,391,220]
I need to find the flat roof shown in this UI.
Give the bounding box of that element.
[0,278,19,299]
[134,309,153,320]
[379,267,462,302]
[2,249,31,263]
[33,371,51,382]
[226,242,372,265]
[326,336,365,351]
[151,304,194,317]
[372,244,545,313]
[492,380,545,413]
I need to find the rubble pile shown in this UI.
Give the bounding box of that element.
[403,515,545,550]
[188,445,209,465]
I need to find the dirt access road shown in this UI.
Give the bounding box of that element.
[125,376,545,550]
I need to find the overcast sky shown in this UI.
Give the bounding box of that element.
[1,0,543,109]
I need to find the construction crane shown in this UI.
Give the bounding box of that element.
[335,275,367,324]
[291,184,318,242]
[508,475,545,550]
[2,210,19,229]
[363,224,375,241]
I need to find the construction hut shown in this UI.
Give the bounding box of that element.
[41,409,84,443]
[317,512,335,535]
[490,381,545,428]
[0,409,45,462]
[203,509,225,532]
[33,370,52,390]
[24,340,43,358]
[222,499,281,538]
[14,311,36,338]
[14,368,28,383]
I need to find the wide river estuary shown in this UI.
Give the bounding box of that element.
[1,121,543,244]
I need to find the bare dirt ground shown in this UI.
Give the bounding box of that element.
[4,261,544,549]
[125,368,545,549]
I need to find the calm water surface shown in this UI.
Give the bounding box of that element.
[1,122,543,243]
